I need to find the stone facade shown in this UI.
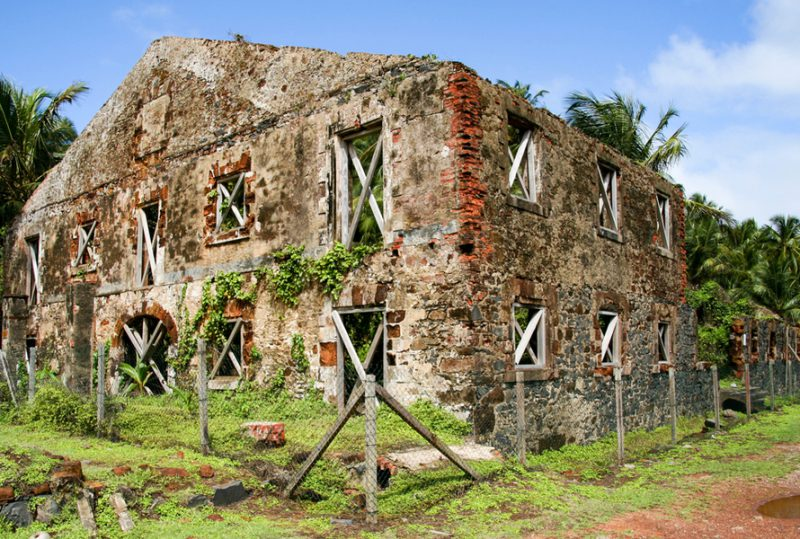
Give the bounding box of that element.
[2,37,719,452]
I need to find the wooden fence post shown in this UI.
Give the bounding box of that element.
[0,351,18,408]
[515,372,527,466]
[27,347,36,403]
[197,339,210,455]
[614,366,624,464]
[96,345,105,434]
[744,362,752,420]
[711,365,721,433]
[364,375,377,525]
[668,367,677,444]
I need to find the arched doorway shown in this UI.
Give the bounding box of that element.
[120,315,171,395]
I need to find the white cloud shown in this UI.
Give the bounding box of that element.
[673,127,800,224]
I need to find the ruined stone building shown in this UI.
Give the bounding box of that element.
[2,37,712,452]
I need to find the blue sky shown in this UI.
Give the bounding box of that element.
[3,0,797,223]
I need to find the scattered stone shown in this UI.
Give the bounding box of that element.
[704,418,720,430]
[76,494,97,534]
[148,496,166,513]
[430,531,452,537]
[330,518,353,526]
[29,532,52,539]
[242,421,286,447]
[138,464,150,471]
[85,481,105,494]
[109,493,135,532]
[723,409,737,418]
[112,466,132,476]
[31,483,51,496]
[212,480,249,506]
[158,467,189,477]
[50,461,83,489]
[186,494,209,508]
[207,514,224,522]
[198,465,215,478]
[0,501,33,528]
[176,451,185,459]
[0,486,13,503]
[35,496,60,524]
[116,486,135,504]
[623,464,636,469]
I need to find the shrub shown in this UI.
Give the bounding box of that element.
[21,382,95,435]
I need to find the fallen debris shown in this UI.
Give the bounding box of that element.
[76,492,97,535]
[242,421,286,447]
[0,501,32,529]
[212,480,249,506]
[109,493,135,532]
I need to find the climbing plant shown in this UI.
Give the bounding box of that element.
[291,334,308,373]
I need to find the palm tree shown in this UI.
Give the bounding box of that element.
[564,91,687,175]
[0,77,88,228]
[119,361,153,396]
[496,80,548,107]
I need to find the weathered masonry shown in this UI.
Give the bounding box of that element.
[3,37,715,452]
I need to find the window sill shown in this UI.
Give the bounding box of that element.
[598,227,622,243]
[207,230,250,246]
[506,194,548,217]
[655,246,673,259]
[503,367,559,382]
[651,362,673,374]
[593,364,628,378]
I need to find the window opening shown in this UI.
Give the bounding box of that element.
[507,119,539,202]
[73,221,96,267]
[597,162,618,233]
[769,330,777,360]
[750,326,759,360]
[135,202,160,287]
[599,311,620,365]
[209,320,244,381]
[26,235,41,305]
[121,315,171,394]
[333,308,385,401]
[656,193,670,249]
[215,173,246,232]
[657,322,671,364]
[341,127,384,248]
[512,303,546,368]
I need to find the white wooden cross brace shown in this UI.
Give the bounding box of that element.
[597,164,618,231]
[73,222,96,267]
[658,325,669,362]
[216,173,246,231]
[346,134,384,248]
[507,130,533,200]
[601,315,619,364]
[136,208,158,287]
[210,320,244,379]
[27,241,41,301]
[122,320,171,393]
[514,309,544,366]
[332,310,386,382]
[656,197,669,247]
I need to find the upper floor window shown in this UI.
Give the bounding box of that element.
[513,303,546,368]
[215,173,246,232]
[597,162,619,234]
[599,310,620,365]
[135,201,161,287]
[337,124,385,249]
[507,117,540,203]
[656,192,671,250]
[25,235,41,305]
[72,221,97,267]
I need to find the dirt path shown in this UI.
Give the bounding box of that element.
[597,444,800,538]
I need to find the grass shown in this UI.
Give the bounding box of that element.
[1,384,799,538]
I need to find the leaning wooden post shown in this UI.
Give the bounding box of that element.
[0,350,18,408]
[711,365,721,433]
[26,347,36,403]
[744,362,752,420]
[614,366,624,464]
[768,359,775,411]
[197,339,210,455]
[96,345,106,434]
[364,375,377,525]
[515,371,527,466]
[668,367,677,444]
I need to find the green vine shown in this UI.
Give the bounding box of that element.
[256,245,312,307]
[290,334,308,373]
